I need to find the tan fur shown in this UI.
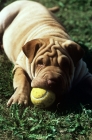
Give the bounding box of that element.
[0,0,87,107]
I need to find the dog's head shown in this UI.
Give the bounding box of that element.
[22,38,84,98]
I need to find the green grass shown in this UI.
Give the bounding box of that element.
[0,104,92,140]
[0,0,92,139]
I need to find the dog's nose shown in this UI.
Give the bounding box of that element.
[47,77,62,90]
[47,79,56,88]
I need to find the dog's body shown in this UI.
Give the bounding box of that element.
[0,0,92,107]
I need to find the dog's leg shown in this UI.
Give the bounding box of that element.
[0,9,18,35]
[7,67,31,107]
[0,1,27,34]
[0,1,21,49]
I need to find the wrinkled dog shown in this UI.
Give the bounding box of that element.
[0,0,92,107]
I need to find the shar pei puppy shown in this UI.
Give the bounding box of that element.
[0,0,92,107]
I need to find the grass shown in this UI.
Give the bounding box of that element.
[0,104,92,140]
[0,0,92,139]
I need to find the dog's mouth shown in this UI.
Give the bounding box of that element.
[31,75,70,103]
[31,67,70,96]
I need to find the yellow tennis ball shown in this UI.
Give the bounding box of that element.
[30,88,56,108]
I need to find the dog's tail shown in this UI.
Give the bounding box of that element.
[48,6,59,13]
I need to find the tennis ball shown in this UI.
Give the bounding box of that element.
[30,88,56,108]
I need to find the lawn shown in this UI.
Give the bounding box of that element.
[0,0,92,140]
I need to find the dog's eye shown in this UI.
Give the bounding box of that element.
[36,56,50,66]
[37,59,43,66]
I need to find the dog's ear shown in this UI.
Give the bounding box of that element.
[22,39,42,63]
[62,40,84,66]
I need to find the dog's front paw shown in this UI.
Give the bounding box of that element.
[7,87,30,107]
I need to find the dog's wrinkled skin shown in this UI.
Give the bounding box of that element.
[0,0,92,107]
